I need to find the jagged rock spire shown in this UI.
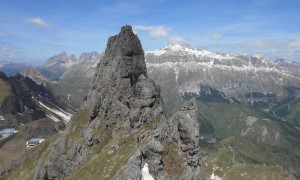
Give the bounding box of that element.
[82,25,163,130]
[34,25,202,180]
[95,25,147,86]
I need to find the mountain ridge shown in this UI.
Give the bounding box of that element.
[28,25,204,180]
[19,43,300,110]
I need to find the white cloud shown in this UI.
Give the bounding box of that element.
[209,33,222,40]
[237,38,300,61]
[23,17,51,28]
[133,24,185,45]
[288,39,300,48]
[133,25,169,38]
[169,36,185,43]
[0,46,20,59]
[243,39,279,49]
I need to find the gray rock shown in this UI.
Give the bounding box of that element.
[181,166,203,180]
[94,119,102,129]
[142,138,164,174]
[81,24,163,131]
[82,127,94,146]
[123,98,203,180]
[34,26,203,180]
[166,98,202,179]
[35,25,165,179]
[35,137,87,180]
[122,151,143,180]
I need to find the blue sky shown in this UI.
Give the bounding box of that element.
[0,0,300,65]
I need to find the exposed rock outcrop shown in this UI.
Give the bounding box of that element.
[34,25,202,180]
[35,25,164,179]
[0,71,8,80]
[81,25,163,132]
[123,99,203,180]
[35,133,86,179]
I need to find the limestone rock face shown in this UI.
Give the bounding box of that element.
[35,121,87,180]
[82,25,163,131]
[168,100,202,179]
[123,99,203,180]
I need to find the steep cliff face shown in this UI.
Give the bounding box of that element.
[32,25,202,180]
[123,99,202,179]
[145,44,300,113]
[81,25,163,130]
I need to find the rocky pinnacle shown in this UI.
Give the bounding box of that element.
[34,25,202,180]
[82,25,163,130]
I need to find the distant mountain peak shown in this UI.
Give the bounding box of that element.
[251,54,264,59]
[78,51,102,62]
[44,52,78,68]
[147,43,238,60]
[164,43,193,51]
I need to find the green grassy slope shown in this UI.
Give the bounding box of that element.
[200,136,299,179]
[197,101,300,151]
[0,80,11,105]
[0,118,59,175]
[7,133,58,180]
[196,100,300,178]
[5,111,163,180]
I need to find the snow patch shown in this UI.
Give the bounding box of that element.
[0,115,4,121]
[174,65,180,86]
[210,173,222,180]
[146,60,300,96]
[210,166,222,180]
[146,43,238,60]
[39,101,72,122]
[252,54,264,59]
[178,83,201,95]
[147,49,166,56]
[241,173,247,176]
[147,59,300,80]
[294,126,300,132]
[141,163,155,180]
[24,106,34,113]
[241,128,252,136]
[46,114,61,122]
[262,126,268,137]
[246,116,258,126]
[275,131,280,141]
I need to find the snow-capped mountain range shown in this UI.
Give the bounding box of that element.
[20,43,300,111]
[147,43,239,60]
[146,43,299,74]
[146,44,300,96]
[145,43,300,112]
